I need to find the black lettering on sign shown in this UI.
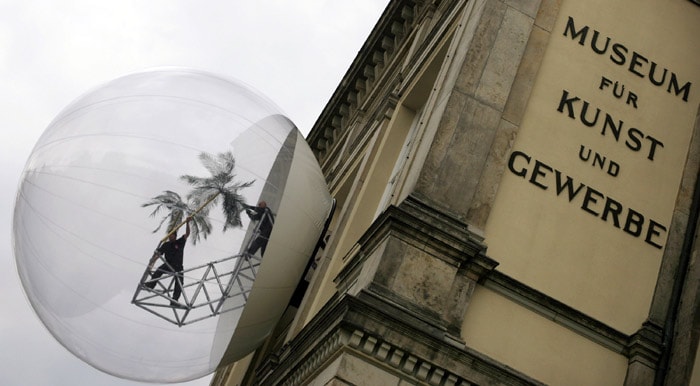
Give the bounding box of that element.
[557,90,664,161]
[599,76,638,108]
[578,145,620,176]
[563,16,692,102]
[507,149,668,249]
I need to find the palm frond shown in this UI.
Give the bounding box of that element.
[187,210,212,245]
[187,189,220,210]
[142,190,185,213]
[180,151,255,230]
[179,174,204,186]
[221,191,244,230]
[141,189,216,244]
[152,212,171,234]
[142,191,189,233]
[198,151,236,177]
[144,150,255,245]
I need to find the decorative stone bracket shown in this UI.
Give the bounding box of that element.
[335,194,498,339]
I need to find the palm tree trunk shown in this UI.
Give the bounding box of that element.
[159,192,221,244]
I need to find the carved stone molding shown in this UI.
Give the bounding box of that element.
[255,294,545,386]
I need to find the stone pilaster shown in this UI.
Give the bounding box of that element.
[624,321,664,386]
[413,0,541,226]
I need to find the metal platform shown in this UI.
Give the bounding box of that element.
[132,252,262,327]
[132,208,273,327]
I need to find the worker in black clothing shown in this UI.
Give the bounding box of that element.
[145,217,190,307]
[245,201,274,257]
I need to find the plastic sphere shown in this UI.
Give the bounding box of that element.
[13,68,333,383]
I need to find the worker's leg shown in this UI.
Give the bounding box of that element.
[145,264,167,289]
[172,271,183,301]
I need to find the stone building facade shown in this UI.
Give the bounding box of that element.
[213,0,700,384]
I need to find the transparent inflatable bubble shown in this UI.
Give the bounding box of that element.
[13,68,333,383]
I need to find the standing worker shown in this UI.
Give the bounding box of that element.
[145,217,191,307]
[245,201,274,257]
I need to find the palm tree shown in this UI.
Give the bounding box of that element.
[180,151,255,232]
[142,190,212,245]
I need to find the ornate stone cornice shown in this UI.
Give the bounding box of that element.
[255,293,545,386]
[308,1,418,158]
[358,194,487,265]
[307,1,465,164]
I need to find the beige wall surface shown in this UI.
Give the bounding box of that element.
[484,0,700,334]
[462,286,628,386]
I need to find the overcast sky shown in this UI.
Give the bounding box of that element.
[0,1,387,385]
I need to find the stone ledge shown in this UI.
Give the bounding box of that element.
[335,194,491,294]
[379,195,486,262]
[483,271,631,354]
[255,293,546,386]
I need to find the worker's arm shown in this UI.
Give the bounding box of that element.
[184,217,191,239]
[246,206,262,221]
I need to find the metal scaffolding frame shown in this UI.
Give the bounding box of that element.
[131,209,273,327]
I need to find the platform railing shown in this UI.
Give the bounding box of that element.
[132,252,262,326]
[132,209,273,327]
